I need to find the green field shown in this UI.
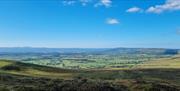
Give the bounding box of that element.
[1,55,180,91]
[0,60,77,79]
[135,55,180,68]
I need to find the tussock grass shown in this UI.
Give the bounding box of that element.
[0,60,13,67]
[0,60,76,79]
[135,55,180,68]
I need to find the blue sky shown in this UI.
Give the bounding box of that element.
[0,0,180,48]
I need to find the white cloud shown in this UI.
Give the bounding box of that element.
[147,0,180,13]
[106,18,119,25]
[62,0,76,6]
[101,0,112,7]
[62,0,113,7]
[94,0,112,7]
[80,0,92,6]
[126,7,143,13]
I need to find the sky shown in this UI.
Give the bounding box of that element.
[0,0,180,48]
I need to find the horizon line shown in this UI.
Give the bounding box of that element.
[0,46,179,50]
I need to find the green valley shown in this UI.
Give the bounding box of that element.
[1,50,180,91]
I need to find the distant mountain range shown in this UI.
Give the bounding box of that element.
[0,47,108,53]
[0,47,179,55]
[102,48,179,55]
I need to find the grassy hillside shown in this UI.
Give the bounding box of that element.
[135,55,180,68]
[1,59,180,91]
[0,60,77,79]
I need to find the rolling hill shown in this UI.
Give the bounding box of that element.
[135,55,180,68]
[0,47,179,55]
[102,48,179,55]
[1,59,180,91]
[0,60,76,79]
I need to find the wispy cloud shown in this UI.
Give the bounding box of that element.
[126,7,143,13]
[106,18,119,25]
[80,0,92,6]
[126,0,180,14]
[62,0,76,6]
[146,0,180,13]
[62,0,112,7]
[94,0,112,8]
